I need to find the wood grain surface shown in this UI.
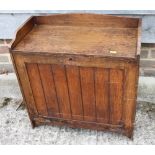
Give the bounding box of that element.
[14,25,138,59]
[10,14,141,138]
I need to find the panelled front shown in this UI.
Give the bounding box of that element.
[24,62,125,126]
[10,14,141,138]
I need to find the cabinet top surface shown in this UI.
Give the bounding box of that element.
[11,14,141,59]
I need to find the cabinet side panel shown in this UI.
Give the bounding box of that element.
[110,69,123,125]
[52,64,71,119]
[66,66,84,120]
[13,54,38,116]
[26,63,48,116]
[95,68,109,123]
[38,64,60,118]
[80,67,96,122]
[123,64,139,134]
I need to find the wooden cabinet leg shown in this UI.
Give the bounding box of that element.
[124,128,134,140]
[30,119,36,129]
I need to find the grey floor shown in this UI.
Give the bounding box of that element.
[0,73,155,144]
[0,98,155,145]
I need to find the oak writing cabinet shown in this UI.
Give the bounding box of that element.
[9,14,141,138]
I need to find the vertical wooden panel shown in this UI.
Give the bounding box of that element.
[95,68,109,123]
[110,69,123,125]
[38,64,60,117]
[80,67,96,122]
[123,65,138,132]
[52,64,71,119]
[66,66,83,120]
[26,63,48,116]
[13,55,38,116]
